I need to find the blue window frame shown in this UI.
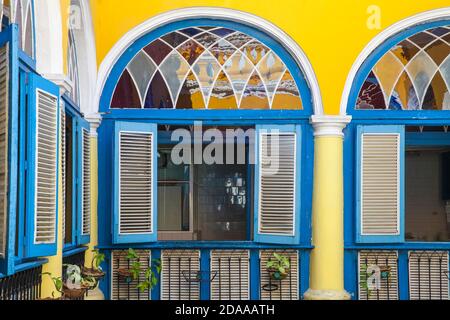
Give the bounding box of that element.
[62,96,90,250]
[97,20,314,267]
[0,22,60,276]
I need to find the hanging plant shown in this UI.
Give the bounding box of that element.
[266,253,291,281]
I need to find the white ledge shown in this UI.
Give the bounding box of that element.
[310,115,352,137]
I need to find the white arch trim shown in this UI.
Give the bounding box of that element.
[340,7,450,115]
[94,7,323,115]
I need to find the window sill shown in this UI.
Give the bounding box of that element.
[346,242,450,250]
[98,241,313,250]
[63,246,88,258]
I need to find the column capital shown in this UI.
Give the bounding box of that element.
[85,113,102,137]
[42,73,73,96]
[310,115,352,137]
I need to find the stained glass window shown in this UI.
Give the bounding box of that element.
[110,26,303,110]
[356,25,450,110]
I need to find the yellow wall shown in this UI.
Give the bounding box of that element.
[60,0,71,74]
[89,0,449,115]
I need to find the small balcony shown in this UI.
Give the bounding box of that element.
[349,248,450,300]
[102,244,310,301]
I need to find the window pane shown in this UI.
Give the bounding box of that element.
[195,146,251,241]
[158,146,190,232]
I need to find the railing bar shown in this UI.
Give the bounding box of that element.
[168,257,171,300]
[239,257,242,301]
[428,257,432,301]
[188,257,192,300]
[228,257,232,300]
[289,256,292,301]
[178,257,181,301]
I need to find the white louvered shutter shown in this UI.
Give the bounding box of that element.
[60,106,66,243]
[161,250,200,300]
[25,74,60,258]
[114,122,157,244]
[0,43,9,258]
[111,250,151,300]
[81,127,91,236]
[34,89,58,244]
[260,250,299,300]
[409,251,449,300]
[358,251,398,300]
[255,125,300,244]
[357,126,404,243]
[210,250,250,300]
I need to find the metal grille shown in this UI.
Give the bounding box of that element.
[82,128,91,235]
[210,250,250,300]
[0,266,42,300]
[161,250,200,300]
[358,251,399,300]
[61,107,66,242]
[119,132,153,235]
[111,250,151,300]
[260,250,299,300]
[258,133,296,236]
[0,43,9,257]
[409,251,449,300]
[34,90,58,244]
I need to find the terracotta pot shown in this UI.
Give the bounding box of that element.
[82,267,106,280]
[268,268,290,281]
[117,268,133,283]
[63,285,88,300]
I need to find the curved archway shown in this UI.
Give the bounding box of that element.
[341,8,450,115]
[94,7,323,115]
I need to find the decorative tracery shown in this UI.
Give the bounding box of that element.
[357,25,450,110]
[110,26,303,110]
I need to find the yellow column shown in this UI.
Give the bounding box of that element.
[304,116,351,300]
[84,124,104,300]
[41,105,65,299]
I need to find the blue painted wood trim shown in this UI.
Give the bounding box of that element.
[406,132,450,146]
[356,125,405,244]
[347,19,450,116]
[98,242,313,250]
[200,249,210,300]
[113,122,158,244]
[99,18,313,116]
[299,250,310,299]
[151,249,161,300]
[249,249,260,300]
[254,125,302,245]
[62,246,88,258]
[0,25,19,276]
[397,250,409,300]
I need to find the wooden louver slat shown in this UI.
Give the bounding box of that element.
[258,133,296,235]
[0,44,8,257]
[111,250,151,300]
[210,250,250,300]
[260,250,299,300]
[35,89,58,244]
[119,131,153,235]
[361,134,400,235]
[409,251,449,300]
[82,128,90,236]
[161,250,200,300]
[358,251,399,300]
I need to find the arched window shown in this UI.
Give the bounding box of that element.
[355,24,450,111]
[110,26,304,110]
[68,28,80,105]
[9,0,35,58]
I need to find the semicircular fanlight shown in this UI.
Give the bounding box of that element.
[110,26,304,110]
[356,25,450,110]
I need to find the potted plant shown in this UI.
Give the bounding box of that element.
[117,248,161,292]
[82,249,106,282]
[266,253,291,281]
[63,264,91,299]
[41,273,65,300]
